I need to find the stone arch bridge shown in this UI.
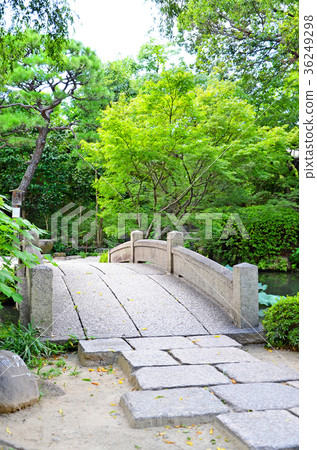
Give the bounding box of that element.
[18,231,264,343]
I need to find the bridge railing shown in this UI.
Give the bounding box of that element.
[109,230,259,329]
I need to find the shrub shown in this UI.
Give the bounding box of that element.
[0,321,68,367]
[262,293,299,350]
[202,205,298,269]
[99,252,108,263]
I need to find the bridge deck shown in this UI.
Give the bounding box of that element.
[51,257,244,341]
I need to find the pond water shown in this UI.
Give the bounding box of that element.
[258,271,299,297]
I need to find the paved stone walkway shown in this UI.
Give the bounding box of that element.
[50,258,263,342]
[50,258,298,448]
[78,335,299,449]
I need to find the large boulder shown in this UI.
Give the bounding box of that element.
[0,350,40,413]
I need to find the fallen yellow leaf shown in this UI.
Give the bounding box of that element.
[141,327,148,330]
[6,427,11,435]
[58,409,63,417]
[210,427,213,435]
[186,442,193,446]
[77,291,81,294]
[163,440,175,444]
[230,378,237,384]
[89,368,95,372]
[91,382,100,386]
[110,403,116,406]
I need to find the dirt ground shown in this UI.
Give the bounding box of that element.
[0,344,299,450]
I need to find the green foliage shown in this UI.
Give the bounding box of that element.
[0,30,108,194]
[0,196,41,306]
[204,205,298,268]
[83,67,295,238]
[151,0,299,128]
[0,1,73,82]
[0,143,96,229]
[289,248,299,270]
[0,321,67,367]
[0,0,73,37]
[99,252,109,263]
[263,293,299,350]
[257,256,288,272]
[258,283,281,316]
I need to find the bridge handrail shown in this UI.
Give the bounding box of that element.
[108,230,258,329]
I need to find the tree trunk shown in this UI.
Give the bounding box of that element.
[18,126,49,194]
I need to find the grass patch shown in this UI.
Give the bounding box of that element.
[0,321,77,368]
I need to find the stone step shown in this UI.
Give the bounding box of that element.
[216,410,299,449]
[170,346,258,365]
[211,382,299,412]
[118,350,178,375]
[78,338,132,366]
[188,334,242,348]
[126,336,196,350]
[120,387,230,428]
[216,361,299,384]
[129,365,231,390]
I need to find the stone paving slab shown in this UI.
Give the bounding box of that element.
[188,335,242,348]
[287,380,299,389]
[225,326,266,344]
[52,275,85,340]
[62,274,140,338]
[216,361,299,383]
[120,387,230,428]
[130,365,231,390]
[118,350,178,374]
[78,338,132,366]
[170,347,258,365]
[126,336,196,350]
[289,407,299,417]
[149,274,239,334]
[216,410,299,449]
[212,383,299,412]
[116,262,166,275]
[100,272,207,336]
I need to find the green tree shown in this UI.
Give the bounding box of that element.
[83,67,295,238]
[0,0,73,82]
[150,0,299,128]
[0,31,107,196]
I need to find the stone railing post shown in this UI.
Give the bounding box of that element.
[233,263,259,328]
[167,231,184,274]
[29,265,53,336]
[131,230,144,263]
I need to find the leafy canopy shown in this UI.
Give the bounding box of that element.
[0,0,74,80]
[150,0,299,128]
[0,30,107,193]
[82,66,295,237]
